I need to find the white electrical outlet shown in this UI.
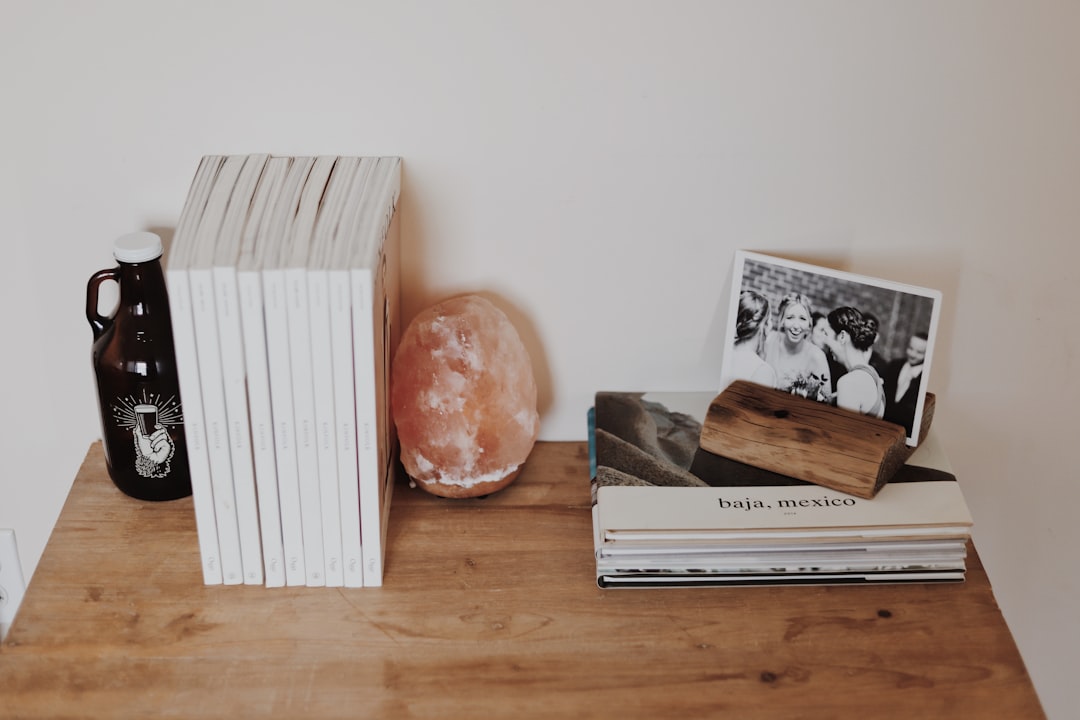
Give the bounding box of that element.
[0,528,27,641]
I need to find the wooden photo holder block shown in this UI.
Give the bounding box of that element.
[699,380,935,499]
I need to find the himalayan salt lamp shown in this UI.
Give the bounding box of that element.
[391,295,540,498]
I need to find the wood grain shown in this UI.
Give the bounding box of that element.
[0,441,1043,719]
[700,381,915,498]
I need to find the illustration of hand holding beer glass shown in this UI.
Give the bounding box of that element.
[132,404,175,478]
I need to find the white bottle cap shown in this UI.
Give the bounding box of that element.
[113,231,163,263]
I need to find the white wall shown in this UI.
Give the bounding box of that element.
[1,1,1075,715]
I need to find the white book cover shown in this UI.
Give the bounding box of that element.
[234,155,289,587]
[213,153,268,585]
[328,157,375,587]
[261,156,315,586]
[595,538,968,571]
[598,481,973,539]
[284,155,337,587]
[189,154,247,584]
[306,156,358,587]
[165,155,224,585]
[598,537,968,556]
[350,157,402,586]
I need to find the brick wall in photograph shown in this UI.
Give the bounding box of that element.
[741,257,934,362]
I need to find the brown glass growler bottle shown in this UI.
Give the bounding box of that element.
[86,231,192,500]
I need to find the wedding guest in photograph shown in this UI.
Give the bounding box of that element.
[823,306,886,418]
[883,331,928,435]
[862,312,889,377]
[729,290,778,388]
[763,292,831,401]
[811,311,845,396]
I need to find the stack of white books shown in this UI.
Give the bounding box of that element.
[167,154,402,587]
[590,391,973,588]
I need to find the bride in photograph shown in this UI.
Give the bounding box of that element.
[763,292,831,401]
[823,306,886,418]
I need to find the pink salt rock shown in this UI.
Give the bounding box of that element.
[391,295,540,498]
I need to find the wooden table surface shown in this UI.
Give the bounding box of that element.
[0,442,1044,719]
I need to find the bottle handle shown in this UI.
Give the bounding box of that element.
[86,268,119,340]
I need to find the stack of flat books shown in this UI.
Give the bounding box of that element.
[167,154,402,588]
[590,391,973,588]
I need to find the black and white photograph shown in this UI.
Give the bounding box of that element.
[720,250,942,446]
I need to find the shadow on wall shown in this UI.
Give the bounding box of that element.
[150,226,177,260]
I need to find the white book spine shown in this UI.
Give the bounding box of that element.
[262,269,307,586]
[351,267,381,585]
[329,269,363,587]
[238,271,286,587]
[308,269,344,586]
[285,266,325,586]
[352,164,401,588]
[214,266,264,585]
[166,269,223,585]
[188,267,244,584]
